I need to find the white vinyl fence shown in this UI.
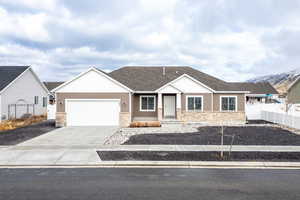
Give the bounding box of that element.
[245,103,286,120]
[47,104,56,120]
[261,111,300,129]
[246,103,300,129]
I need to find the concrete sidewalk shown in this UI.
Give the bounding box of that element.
[9,144,300,152]
[1,148,300,168]
[2,145,300,166]
[0,148,101,165]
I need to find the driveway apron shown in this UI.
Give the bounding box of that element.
[16,126,119,147]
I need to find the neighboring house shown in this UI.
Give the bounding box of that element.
[43,82,64,120]
[52,66,249,127]
[287,77,300,104]
[43,82,64,104]
[0,66,49,122]
[234,82,279,104]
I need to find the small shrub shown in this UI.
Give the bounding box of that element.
[129,121,161,128]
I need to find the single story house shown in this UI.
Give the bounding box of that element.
[234,82,279,104]
[43,82,64,104]
[287,77,300,104]
[0,66,49,122]
[44,82,65,120]
[52,66,250,127]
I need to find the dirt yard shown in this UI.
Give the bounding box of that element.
[0,120,57,145]
[0,115,47,131]
[122,126,300,146]
[97,151,300,162]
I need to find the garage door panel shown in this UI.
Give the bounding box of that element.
[66,99,120,126]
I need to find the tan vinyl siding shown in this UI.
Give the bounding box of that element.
[56,93,130,112]
[132,93,158,118]
[181,93,212,112]
[288,81,300,104]
[213,93,245,112]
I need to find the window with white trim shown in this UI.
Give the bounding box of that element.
[221,96,237,111]
[187,96,203,111]
[140,96,156,111]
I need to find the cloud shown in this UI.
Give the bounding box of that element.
[0,0,299,82]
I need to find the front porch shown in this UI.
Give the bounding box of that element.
[132,92,182,122]
[158,93,182,121]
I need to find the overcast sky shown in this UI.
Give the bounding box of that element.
[0,0,299,82]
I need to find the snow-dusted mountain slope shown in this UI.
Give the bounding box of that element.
[247,69,300,94]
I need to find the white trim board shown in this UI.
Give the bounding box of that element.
[139,95,156,112]
[219,95,238,112]
[158,84,182,94]
[52,67,133,93]
[155,74,215,93]
[186,95,204,112]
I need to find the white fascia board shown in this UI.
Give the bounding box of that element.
[157,84,183,93]
[134,91,157,94]
[155,74,216,93]
[215,91,250,94]
[52,67,133,93]
[0,66,49,94]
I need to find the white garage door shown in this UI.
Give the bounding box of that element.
[66,99,120,126]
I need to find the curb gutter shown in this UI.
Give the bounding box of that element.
[1,161,300,169]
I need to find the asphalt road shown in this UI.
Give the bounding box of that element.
[0,168,300,200]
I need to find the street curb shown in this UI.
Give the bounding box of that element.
[2,161,300,169]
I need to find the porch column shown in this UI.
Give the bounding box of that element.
[158,93,163,121]
[176,93,182,120]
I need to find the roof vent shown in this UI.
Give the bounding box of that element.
[163,67,166,76]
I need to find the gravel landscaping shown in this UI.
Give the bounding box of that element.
[97,151,300,162]
[0,120,57,145]
[108,125,300,146]
[104,125,199,145]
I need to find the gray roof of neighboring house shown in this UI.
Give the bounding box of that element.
[232,82,278,94]
[43,82,65,91]
[0,66,29,92]
[108,66,247,92]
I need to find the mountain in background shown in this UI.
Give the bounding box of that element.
[247,68,300,94]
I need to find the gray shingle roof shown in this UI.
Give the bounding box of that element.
[43,82,65,91]
[108,66,248,92]
[231,82,278,94]
[0,66,29,92]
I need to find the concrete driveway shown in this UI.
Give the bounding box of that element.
[16,126,119,147]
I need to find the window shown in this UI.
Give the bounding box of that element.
[221,96,237,111]
[34,96,39,105]
[140,95,156,111]
[187,96,203,111]
[42,97,47,107]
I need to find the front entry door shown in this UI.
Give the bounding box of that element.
[163,96,176,118]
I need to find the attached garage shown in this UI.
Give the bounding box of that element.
[66,99,120,126]
[52,68,132,127]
